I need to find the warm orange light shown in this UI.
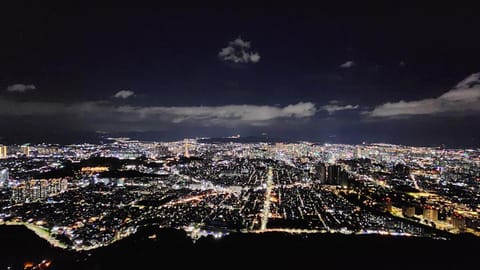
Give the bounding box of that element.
[81,166,109,173]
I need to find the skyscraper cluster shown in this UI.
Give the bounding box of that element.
[11,178,68,203]
[315,163,349,186]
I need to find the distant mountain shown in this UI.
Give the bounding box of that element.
[199,135,296,144]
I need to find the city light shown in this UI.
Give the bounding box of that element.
[0,139,478,253]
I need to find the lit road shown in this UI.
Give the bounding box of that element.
[410,173,420,190]
[260,167,273,231]
[310,193,329,229]
[253,228,325,234]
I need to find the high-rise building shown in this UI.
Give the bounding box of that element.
[355,146,363,159]
[36,146,60,156]
[184,140,190,158]
[384,197,392,212]
[327,165,341,185]
[402,205,416,218]
[11,178,69,203]
[423,206,438,221]
[0,169,8,188]
[0,145,7,158]
[393,163,410,179]
[340,171,350,187]
[451,213,466,232]
[315,163,327,184]
[21,145,30,156]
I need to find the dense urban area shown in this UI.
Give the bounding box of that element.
[0,137,479,251]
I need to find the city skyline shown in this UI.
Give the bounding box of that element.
[1,139,478,252]
[1,3,479,146]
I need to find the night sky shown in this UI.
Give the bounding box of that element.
[0,2,479,146]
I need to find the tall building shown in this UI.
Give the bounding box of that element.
[315,163,327,184]
[184,140,190,158]
[423,207,438,221]
[21,145,30,156]
[384,197,393,212]
[402,205,416,218]
[0,169,8,188]
[11,178,69,203]
[354,146,363,159]
[451,213,466,232]
[393,163,410,178]
[36,146,60,156]
[340,171,350,187]
[0,145,7,158]
[327,165,341,185]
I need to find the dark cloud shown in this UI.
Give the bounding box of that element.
[6,84,36,93]
[339,61,355,68]
[320,100,359,115]
[0,97,317,131]
[113,90,135,99]
[366,73,480,118]
[218,37,261,64]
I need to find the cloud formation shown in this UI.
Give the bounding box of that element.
[113,90,135,99]
[130,102,316,125]
[367,73,480,118]
[218,37,261,64]
[320,100,359,114]
[339,61,355,68]
[6,84,36,92]
[0,96,316,131]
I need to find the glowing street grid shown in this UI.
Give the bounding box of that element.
[0,139,478,250]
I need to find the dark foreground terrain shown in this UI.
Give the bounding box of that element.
[0,225,477,270]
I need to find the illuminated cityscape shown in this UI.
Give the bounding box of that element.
[0,137,478,254]
[1,2,479,269]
